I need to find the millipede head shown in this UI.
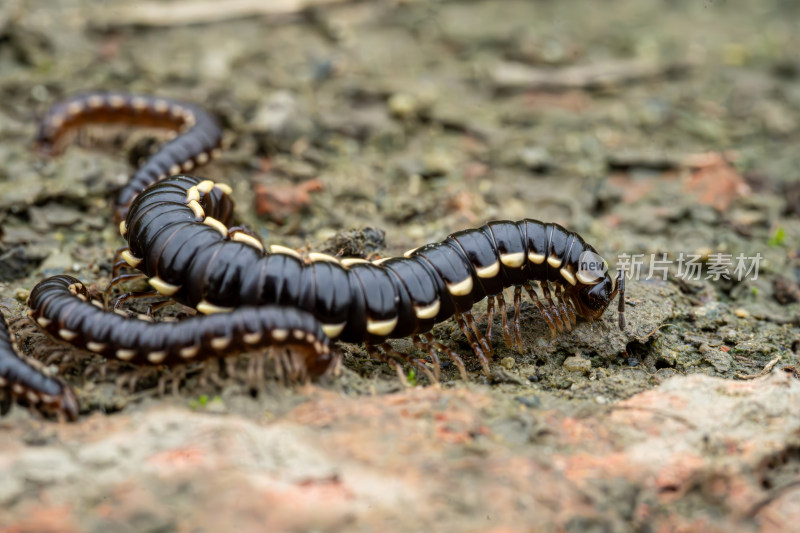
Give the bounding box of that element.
[569,275,616,325]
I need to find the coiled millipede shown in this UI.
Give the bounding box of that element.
[0,92,625,420]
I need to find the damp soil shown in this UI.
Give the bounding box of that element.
[1,1,800,531]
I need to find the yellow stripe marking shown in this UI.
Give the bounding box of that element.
[321,323,345,338]
[367,317,398,336]
[547,255,562,268]
[576,271,603,285]
[116,349,136,361]
[148,351,167,364]
[188,200,205,219]
[231,232,264,251]
[149,276,180,296]
[414,300,440,319]
[269,245,302,259]
[67,101,83,115]
[447,277,473,296]
[203,216,229,238]
[243,332,262,344]
[197,300,234,315]
[59,329,77,341]
[196,180,215,194]
[86,342,107,353]
[340,258,369,267]
[177,346,198,359]
[308,252,340,264]
[121,250,142,268]
[271,329,289,342]
[500,252,525,268]
[186,186,200,203]
[560,267,577,286]
[475,261,500,278]
[528,252,545,264]
[214,183,233,195]
[211,337,232,350]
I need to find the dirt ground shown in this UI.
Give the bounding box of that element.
[1,0,800,531]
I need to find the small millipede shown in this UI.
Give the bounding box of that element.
[34,92,223,223]
[0,92,625,419]
[0,309,79,420]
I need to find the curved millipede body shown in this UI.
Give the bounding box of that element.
[0,309,79,420]
[0,93,624,420]
[28,275,335,378]
[35,91,223,223]
[119,174,625,374]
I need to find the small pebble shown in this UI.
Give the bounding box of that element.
[563,355,591,373]
[388,93,419,119]
[500,357,515,370]
[515,395,541,408]
[734,308,749,318]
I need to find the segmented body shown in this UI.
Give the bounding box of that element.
[120,175,623,350]
[28,276,333,377]
[0,93,623,419]
[0,309,79,420]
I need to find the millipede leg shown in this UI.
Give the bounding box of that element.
[564,296,577,327]
[158,367,186,397]
[464,311,493,359]
[248,352,267,392]
[225,357,240,381]
[367,344,407,383]
[200,358,226,389]
[485,296,495,346]
[524,283,557,337]
[539,281,565,334]
[420,333,468,381]
[104,273,147,306]
[512,286,523,353]
[412,335,442,381]
[455,313,490,375]
[496,292,513,348]
[84,361,108,383]
[380,342,437,384]
[43,349,71,368]
[554,285,572,332]
[111,289,159,311]
[111,247,129,277]
[111,259,129,276]
[146,299,175,318]
[558,288,577,328]
[273,347,311,384]
[271,348,284,384]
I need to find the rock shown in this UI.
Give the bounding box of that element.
[563,355,591,373]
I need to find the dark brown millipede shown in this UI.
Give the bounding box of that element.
[0,91,624,420]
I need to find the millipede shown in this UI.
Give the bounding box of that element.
[0,91,625,420]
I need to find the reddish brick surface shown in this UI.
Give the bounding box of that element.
[1,373,799,532]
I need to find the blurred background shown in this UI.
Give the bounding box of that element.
[1,1,800,531]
